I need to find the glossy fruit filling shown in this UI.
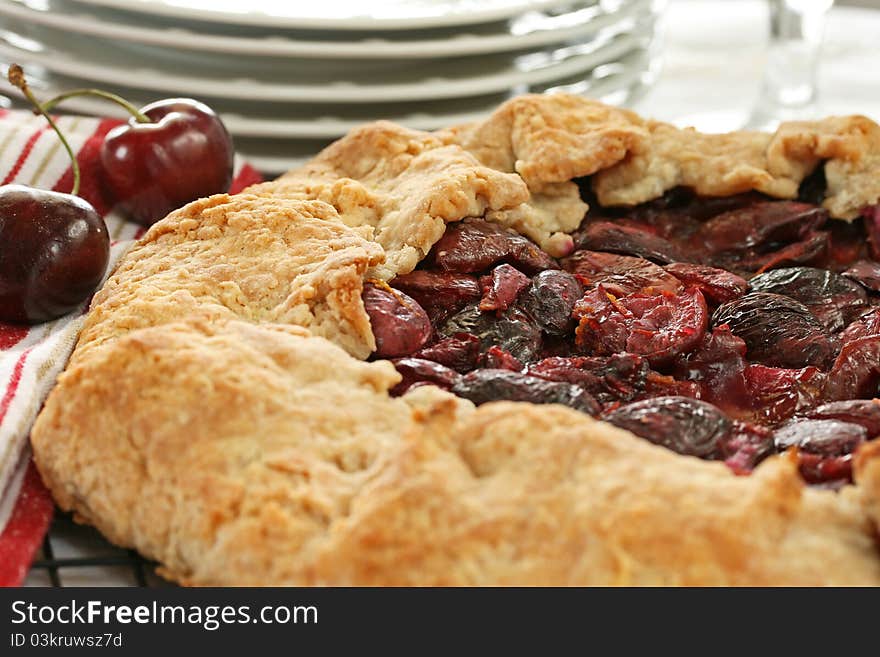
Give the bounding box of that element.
[363,180,880,488]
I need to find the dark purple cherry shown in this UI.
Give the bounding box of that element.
[439,303,542,364]
[712,292,834,369]
[774,419,867,456]
[748,266,867,333]
[517,269,583,335]
[603,396,732,459]
[0,185,109,323]
[451,368,599,415]
[101,98,233,226]
[773,418,866,485]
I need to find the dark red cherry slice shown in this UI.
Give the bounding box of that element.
[390,269,480,325]
[839,308,880,346]
[478,264,530,312]
[0,185,109,324]
[823,218,866,269]
[664,263,748,305]
[390,358,461,396]
[825,336,880,400]
[693,201,827,256]
[721,421,775,475]
[641,371,702,401]
[803,399,880,437]
[673,326,748,411]
[843,260,880,293]
[562,250,682,296]
[100,98,234,226]
[574,285,708,367]
[362,283,431,358]
[478,345,523,371]
[413,333,481,373]
[527,353,649,405]
[572,221,686,264]
[632,191,767,225]
[743,364,826,425]
[429,219,557,274]
[736,230,829,274]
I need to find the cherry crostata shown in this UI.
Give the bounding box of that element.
[31,94,880,585]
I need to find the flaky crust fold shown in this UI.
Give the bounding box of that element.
[245,122,535,277]
[31,94,880,586]
[75,194,384,360]
[442,94,880,220]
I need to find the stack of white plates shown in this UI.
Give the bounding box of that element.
[0,0,664,173]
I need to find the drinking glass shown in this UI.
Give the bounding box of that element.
[746,0,835,130]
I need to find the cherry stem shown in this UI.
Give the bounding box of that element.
[7,64,82,197]
[40,89,151,124]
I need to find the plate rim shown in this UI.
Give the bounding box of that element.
[65,0,584,31]
[1,48,653,138]
[0,0,651,59]
[0,25,652,102]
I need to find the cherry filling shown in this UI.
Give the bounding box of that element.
[363,190,880,488]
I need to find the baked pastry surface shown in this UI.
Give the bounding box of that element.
[31,94,880,585]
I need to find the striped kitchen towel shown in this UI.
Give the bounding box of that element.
[0,108,262,586]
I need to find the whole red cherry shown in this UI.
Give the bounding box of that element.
[0,185,109,324]
[100,98,233,226]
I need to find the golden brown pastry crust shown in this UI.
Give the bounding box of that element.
[245,122,535,276]
[76,194,384,360]
[31,94,880,586]
[436,94,647,191]
[591,115,880,218]
[444,94,880,220]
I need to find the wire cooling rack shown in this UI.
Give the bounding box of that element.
[25,512,172,587]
